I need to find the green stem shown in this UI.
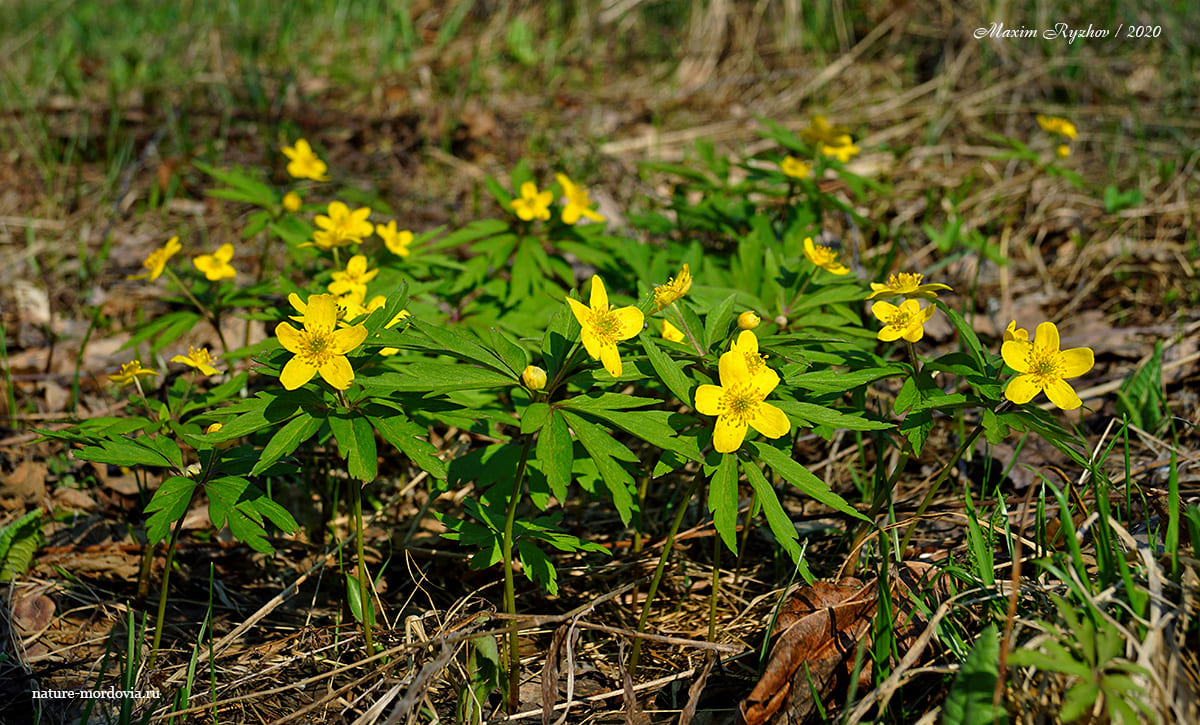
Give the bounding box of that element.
[351,481,374,656]
[670,302,705,356]
[147,507,188,669]
[733,489,758,584]
[502,436,535,713]
[629,467,703,677]
[708,525,720,642]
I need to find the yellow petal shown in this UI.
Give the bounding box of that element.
[306,295,338,330]
[579,327,602,362]
[276,322,304,353]
[713,415,748,453]
[1033,321,1060,352]
[871,300,899,323]
[751,402,791,439]
[1004,374,1040,404]
[1044,379,1082,410]
[280,357,317,390]
[1001,340,1031,371]
[694,384,724,416]
[877,325,905,343]
[318,355,355,390]
[599,344,623,377]
[732,330,759,355]
[566,297,590,327]
[589,275,609,311]
[1058,347,1094,378]
[750,367,781,396]
[611,306,644,341]
[331,325,368,354]
[718,349,751,387]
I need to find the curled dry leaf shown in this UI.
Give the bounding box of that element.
[738,561,952,725]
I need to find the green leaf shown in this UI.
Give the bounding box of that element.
[749,441,866,521]
[704,294,737,350]
[408,319,512,374]
[1116,339,1164,431]
[641,337,694,404]
[938,303,988,369]
[742,461,802,561]
[253,411,323,475]
[488,327,527,375]
[521,402,551,434]
[205,476,295,553]
[368,410,447,480]
[76,436,179,470]
[0,510,43,582]
[773,401,891,431]
[365,364,516,394]
[144,476,198,545]
[345,574,376,627]
[562,411,636,523]
[328,413,377,482]
[788,366,904,393]
[899,409,934,456]
[709,453,740,552]
[516,539,559,595]
[942,624,1008,725]
[537,411,573,501]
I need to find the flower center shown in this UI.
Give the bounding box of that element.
[886,308,914,330]
[589,308,623,343]
[743,352,766,376]
[889,272,922,291]
[1027,349,1062,383]
[720,382,762,425]
[811,244,837,264]
[300,328,336,365]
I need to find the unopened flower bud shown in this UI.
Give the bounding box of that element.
[186,463,203,478]
[522,365,547,391]
[282,191,302,212]
[737,310,761,330]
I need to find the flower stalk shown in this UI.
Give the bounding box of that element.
[502,436,535,712]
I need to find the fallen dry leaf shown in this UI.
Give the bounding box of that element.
[738,561,951,725]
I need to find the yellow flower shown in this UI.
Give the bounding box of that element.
[193,243,236,281]
[1002,321,1030,343]
[522,365,547,391]
[779,156,811,180]
[661,319,685,343]
[310,201,373,249]
[129,236,182,281]
[803,237,849,275]
[871,299,936,343]
[282,191,302,212]
[1036,114,1077,140]
[510,181,553,222]
[1002,321,1093,410]
[800,115,851,146]
[328,255,379,298]
[565,275,644,378]
[737,310,761,330]
[108,360,159,387]
[1056,144,1071,159]
[729,330,768,376]
[275,294,367,390]
[867,272,952,300]
[281,139,330,181]
[556,173,605,225]
[170,346,219,375]
[821,136,860,162]
[693,347,790,454]
[379,308,410,356]
[653,264,692,311]
[377,221,413,257]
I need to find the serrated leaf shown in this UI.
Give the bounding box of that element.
[641,336,694,404]
[704,293,737,349]
[253,411,322,475]
[709,453,739,552]
[328,413,377,482]
[788,366,904,393]
[0,510,43,582]
[537,411,573,501]
[144,476,198,545]
[749,441,865,520]
[488,327,527,375]
[773,401,891,431]
[521,402,551,434]
[409,319,511,374]
[366,364,516,394]
[76,437,178,469]
[516,539,559,595]
[742,461,801,561]
[368,411,447,480]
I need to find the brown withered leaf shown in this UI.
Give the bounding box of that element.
[738,561,951,725]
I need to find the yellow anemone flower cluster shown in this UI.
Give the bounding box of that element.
[800,115,860,162]
[170,346,220,375]
[803,237,849,275]
[694,331,791,453]
[281,139,329,182]
[566,275,644,378]
[306,201,373,250]
[1002,321,1093,410]
[193,243,237,281]
[276,294,367,390]
[129,236,182,282]
[653,264,692,311]
[867,272,952,301]
[871,299,936,343]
